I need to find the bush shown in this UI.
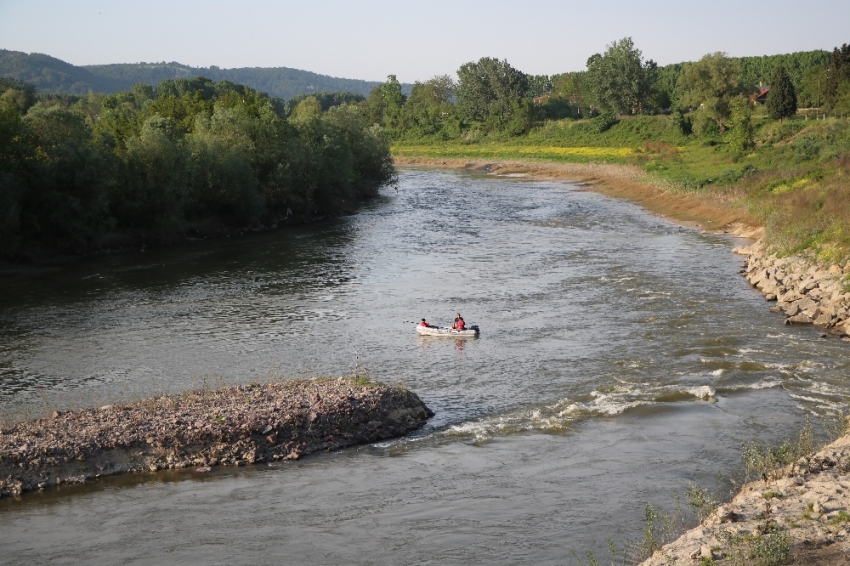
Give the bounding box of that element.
[794,132,824,162]
[591,110,618,133]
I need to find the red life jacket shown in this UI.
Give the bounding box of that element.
[420,321,428,327]
[456,319,465,330]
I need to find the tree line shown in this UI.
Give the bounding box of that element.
[0,76,394,258]
[361,39,850,142]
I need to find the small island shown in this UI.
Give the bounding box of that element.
[0,377,433,498]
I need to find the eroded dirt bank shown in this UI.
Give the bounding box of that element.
[0,378,433,498]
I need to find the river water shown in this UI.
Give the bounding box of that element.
[1,168,848,564]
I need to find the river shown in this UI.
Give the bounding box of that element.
[1,167,848,564]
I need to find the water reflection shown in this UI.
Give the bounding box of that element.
[0,168,848,563]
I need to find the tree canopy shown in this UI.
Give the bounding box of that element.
[584,37,657,115]
[766,65,797,121]
[456,57,529,128]
[677,52,746,130]
[0,77,395,258]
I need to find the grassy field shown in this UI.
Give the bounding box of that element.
[393,113,850,262]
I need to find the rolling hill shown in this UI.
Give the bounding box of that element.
[0,49,409,99]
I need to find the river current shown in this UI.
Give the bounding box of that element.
[1,168,848,564]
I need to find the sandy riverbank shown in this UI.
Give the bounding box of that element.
[0,377,433,498]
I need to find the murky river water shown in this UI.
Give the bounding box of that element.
[1,168,848,564]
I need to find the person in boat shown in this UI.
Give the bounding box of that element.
[419,318,433,328]
[452,314,465,331]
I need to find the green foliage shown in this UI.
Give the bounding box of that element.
[456,57,529,130]
[283,91,365,115]
[685,482,719,523]
[399,76,460,140]
[825,43,850,107]
[741,417,814,481]
[727,96,755,154]
[678,52,746,131]
[766,65,797,121]
[591,110,618,133]
[0,77,395,258]
[794,132,825,162]
[584,37,658,115]
[736,50,830,90]
[527,74,553,98]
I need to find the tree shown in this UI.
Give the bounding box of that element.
[766,65,797,122]
[584,37,657,115]
[825,43,850,107]
[456,57,528,129]
[378,75,405,132]
[678,52,745,132]
[727,96,754,155]
[400,75,459,139]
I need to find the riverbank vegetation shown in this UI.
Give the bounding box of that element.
[380,40,850,262]
[0,76,394,259]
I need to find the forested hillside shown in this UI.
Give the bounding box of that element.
[0,49,411,99]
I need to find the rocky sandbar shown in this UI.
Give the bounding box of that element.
[0,377,433,498]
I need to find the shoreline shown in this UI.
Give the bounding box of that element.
[397,155,850,563]
[641,431,850,565]
[0,377,433,498]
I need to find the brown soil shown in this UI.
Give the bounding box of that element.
[394,156,761,238]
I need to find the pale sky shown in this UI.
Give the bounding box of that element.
[2,0,848,83]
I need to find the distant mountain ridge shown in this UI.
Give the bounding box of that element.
[0,49,410,99]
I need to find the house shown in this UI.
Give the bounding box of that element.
[753,86,770,105]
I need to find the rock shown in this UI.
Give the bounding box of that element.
[765,293,777,301]
[829,264,843,275]
[786,313,813,325]
[815,313,835,328]
[194,466,212,473]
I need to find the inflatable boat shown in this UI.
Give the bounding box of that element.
[416,324,480,338]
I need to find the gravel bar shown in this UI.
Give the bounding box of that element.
[0,377,433,498]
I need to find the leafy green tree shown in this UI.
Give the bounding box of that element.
[0,77,37,113]
[284,92,365,115]
[456,57,529,130]
[0,77,396,257]
[584,37,658,115]
[678,52,746,131]
[797,65,829,107]
[399,75,459,139]
[825,43,850,108]
[290,96,322,123]
[766,65,797,122]
[727,96,754,155]
[378,75,406,132]
[552,72,585,102]
[527,75,553,98]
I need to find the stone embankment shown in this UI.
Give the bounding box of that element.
[641,433,850,565]
[0,378,433,498]
[734,240,850,336]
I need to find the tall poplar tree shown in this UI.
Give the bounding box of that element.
[766,65,797,122]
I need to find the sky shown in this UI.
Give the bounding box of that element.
[2,0,849,83]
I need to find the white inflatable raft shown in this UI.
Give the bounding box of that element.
[416,325,480,338]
